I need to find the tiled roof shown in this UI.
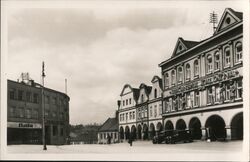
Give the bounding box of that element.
[182,39,200,49]
[98,117,118,132]
[228,8,243,20]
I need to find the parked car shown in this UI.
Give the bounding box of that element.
[166,129,193,144]
[152,130,174,144]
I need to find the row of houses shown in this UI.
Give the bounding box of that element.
[98,8,243,144]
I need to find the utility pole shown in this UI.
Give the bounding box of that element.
[42,61,47,150]
[210,11,218,33]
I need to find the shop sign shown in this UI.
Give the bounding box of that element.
[7,122,42,129]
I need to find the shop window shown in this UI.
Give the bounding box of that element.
[207,87,213,104]
[235,42,242,63]
[9,89,16,100]
[18,90,23,101]
[165,73,169,87]
[60,128,64,136]
[53,125,58,136]
[33,93,39,103]
[194,60,199,77]
[186,64,191,80]
[194,91,200,107]
[207,54,213,73]
[171,70,176,85]
[224,47,231,67]
[177,67,183,83]
[236,80,242,99]
[214,51,220,71]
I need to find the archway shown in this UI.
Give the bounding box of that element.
[205,115,226,141]
[131,125,137,140]
[149,123,156,139]
[125,126,130,140]
[119,127,124,140]
[156,122,163,132]
[176,119,187,130]
[231,112,243,140]
[137,124,142,140]
[165,120,174,131]
[189,117,202,140]
[143,124,149,140]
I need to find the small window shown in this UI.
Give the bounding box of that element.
[33,93,39,103]
[178,67,183,82]
[26,109,31,119]
[45,96,50,104]
[165,73,169,87]
[32,109,39,119]
[19,107,24,118]
[9,89,16,100]
[214,52,220,70]
[18,90,23,101]
[129,98,131,104]
[236,80,242,99]
[235,42,242,63]
[154,89,157,98]
[207,54,213,73]
[224,47,231,67]
[123,100,125,106]
[171,70,176,85]
[141,95,144,103]
[207,87,213,104]
[194,60,199,77]
[186,64,191,80]
[194,91,200,107]
[26,92,32,102]
[60,128,64,136]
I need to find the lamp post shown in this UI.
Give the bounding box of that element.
[42,61,47,150]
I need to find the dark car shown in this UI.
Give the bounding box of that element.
[166,129,193,144]
[152,130,174,144]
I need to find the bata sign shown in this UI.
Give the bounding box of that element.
[7,122,42,129]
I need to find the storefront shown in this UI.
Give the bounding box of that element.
[7,122,42,144]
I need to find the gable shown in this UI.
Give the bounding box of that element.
[215,8,242,34]
[172,39,188,57]
[120,84,133,96]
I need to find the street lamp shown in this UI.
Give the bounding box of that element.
[42,61,47,150]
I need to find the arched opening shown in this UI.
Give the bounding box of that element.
[149,123,155,139]
[137,124,142,140]
[231,112,243,140]
[156,122,163,132]
[142,124,149,140]
[189,117,202,140]
[165,120,174,131]
[205,115,226,141]
[125,126,130,140]
[131,125,137,140]
[176,119,187,130]
[119,127,124,140]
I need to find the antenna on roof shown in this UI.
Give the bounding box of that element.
[209,11,218,33]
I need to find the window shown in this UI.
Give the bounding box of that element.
[207,54,213,73]
[194,91,200,107]
[149,106,153,117]
[186,64,191,80]
[159,104,162,115]
[214,51,220,71]
[18,90,23,101]
[26,92,32,102]
[236,80,242,99]
[171,70,176,85]
[169,98,173,111]
[129,112,132,120]
[19,107,24,118]
[33,93,39,103]
[9,106,15,117]
[177,67,183,82]
[154,89,157,98]
[186,92,191,108]
[225,84,231,101]
[100,133,103,139]
[120,114,122,121]
[52,97,57,105]
[52,111,57,118]
[53,125,58,136]
[126,99,128,105]
[224,47,231,67]
[9,89,15,100]
[144,108,148,118]
[45,96,50,104]
[141,95,144,103]
[45,110,49,118]
[125,113,128,121]
[123,100,125,106]
[194,60,199,77]
[235,42,242,63]
[60,112,64,119]
[129,98,131,104]
[132,111,135,119]
[165,73,169,87]
[207,87,213,104]
[26,109,31,119]
[114,132,117,139]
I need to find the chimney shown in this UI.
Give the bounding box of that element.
[115,110,119,120]
[117,100,121,110]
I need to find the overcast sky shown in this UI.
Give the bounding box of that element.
[6,1,244,125]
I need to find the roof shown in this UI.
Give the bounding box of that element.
[151,75,163,90]
[182,39,200,49]
[132,88,140,101]
[98,118,118,132]
[139,83,152,96]
[228,8,242,20]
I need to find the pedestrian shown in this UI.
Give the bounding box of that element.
[107,134,111,144]
[128,134,133,146]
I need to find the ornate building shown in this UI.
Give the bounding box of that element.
[7,74,70,145]
[159,8,243,141]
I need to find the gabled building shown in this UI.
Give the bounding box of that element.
[159,8,243,141]
[98,117,119,144]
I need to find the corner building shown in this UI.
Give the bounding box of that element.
[159,8,243,141]
[7,78,70,145]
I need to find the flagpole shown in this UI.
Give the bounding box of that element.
[42,61,47,150]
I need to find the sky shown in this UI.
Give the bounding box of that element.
[5,1,244,125]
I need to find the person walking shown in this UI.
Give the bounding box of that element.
[128,134,133,146]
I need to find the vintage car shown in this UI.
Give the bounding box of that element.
[166,129,193,144]
[152,130,174,144]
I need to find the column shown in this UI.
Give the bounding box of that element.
[225,125,232,141]
[201,126,207,141]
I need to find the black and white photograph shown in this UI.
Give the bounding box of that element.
[1,0,249,161]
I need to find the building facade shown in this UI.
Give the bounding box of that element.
[159,8,243,141]
[7,75,70,145]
